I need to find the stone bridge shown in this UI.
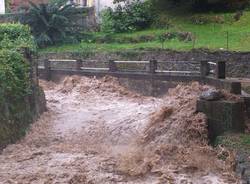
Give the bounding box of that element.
[35,57,250,180]
[38,58,242,95]
[37,58,249,141]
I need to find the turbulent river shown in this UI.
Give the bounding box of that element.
[0,76,240,183]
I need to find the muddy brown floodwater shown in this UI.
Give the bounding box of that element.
[0,76,241,184]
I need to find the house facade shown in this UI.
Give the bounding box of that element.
[9,0,112,10]
[10,0,49,10]
[1,0,114,18]
[0,0,5,14]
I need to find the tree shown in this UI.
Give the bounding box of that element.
[19,1,79,47]
[153,0,249,11]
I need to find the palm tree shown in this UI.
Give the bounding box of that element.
[19,1,78,47]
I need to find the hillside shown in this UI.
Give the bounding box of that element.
[40,10,250,53]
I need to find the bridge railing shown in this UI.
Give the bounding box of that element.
[42,59,226,80]
[200,60,226,79]
[109,60,201,75]
[39,58,242,94]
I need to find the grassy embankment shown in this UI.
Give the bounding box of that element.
[40,10,250,53]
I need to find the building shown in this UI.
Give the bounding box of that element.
[0,0,5,14]
[4,0,113,18]
[10,0,49,11]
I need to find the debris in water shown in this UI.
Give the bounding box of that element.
[0,76,240,184]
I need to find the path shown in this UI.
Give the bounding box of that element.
[0,76,240,183]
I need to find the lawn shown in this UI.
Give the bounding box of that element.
[39,10,250,53]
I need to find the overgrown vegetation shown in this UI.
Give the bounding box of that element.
[152,0,249,12]
[19,1,80,47]
[0,23,40,149]
[0,23,35,51]
[37,0,250,53]
[40,10,250,53]
[0,24,32,98]
[101,0,153,33]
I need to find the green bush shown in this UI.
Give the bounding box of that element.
[0,23,35,51]
[0,23,33,106]
[0,49,30,101]
[101,0,153,33]
[0,23,31,41]
[0,24,35,149]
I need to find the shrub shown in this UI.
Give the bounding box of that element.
[0,48,33,149]
[0,23,36,51]
[0,23,31,41]
[190,15,225,25]
[0,24,43,149]
[101,0,153,33]
[190,15,211,25]
[158,31,194,48]
[0,49,30,101]
[151,13,172,29]
[19,1,80,47]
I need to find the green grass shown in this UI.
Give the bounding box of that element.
[39,11,250,53]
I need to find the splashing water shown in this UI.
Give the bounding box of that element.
[0,76,240,183]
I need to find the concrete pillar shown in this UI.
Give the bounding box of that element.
[44,59,51,81]
[76,59,82,70]
[200,60,210,77]
[0,0,5,14]
[197,99,245,142]
[108,60,117,72]
[216,61,226,79]
[149,60,157,74]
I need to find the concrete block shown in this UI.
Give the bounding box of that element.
[197,99,245,141]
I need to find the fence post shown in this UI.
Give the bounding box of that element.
[192,35,196,49]
[109,60,117,72]
[226,31,229,50]
[216,61,226,79]
[76,59,82,70]
[149,59,157,74]
[200,60,210,77]
[44,59,51,81]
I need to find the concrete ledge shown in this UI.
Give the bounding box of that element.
[38,68,202,82]
[203,77,242,94]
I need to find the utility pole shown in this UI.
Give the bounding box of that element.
[0,0,5,14]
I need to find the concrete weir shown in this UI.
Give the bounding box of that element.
[37,58,247,140]
[38,59,242,94]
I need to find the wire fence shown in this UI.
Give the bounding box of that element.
[189,31,250,51]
